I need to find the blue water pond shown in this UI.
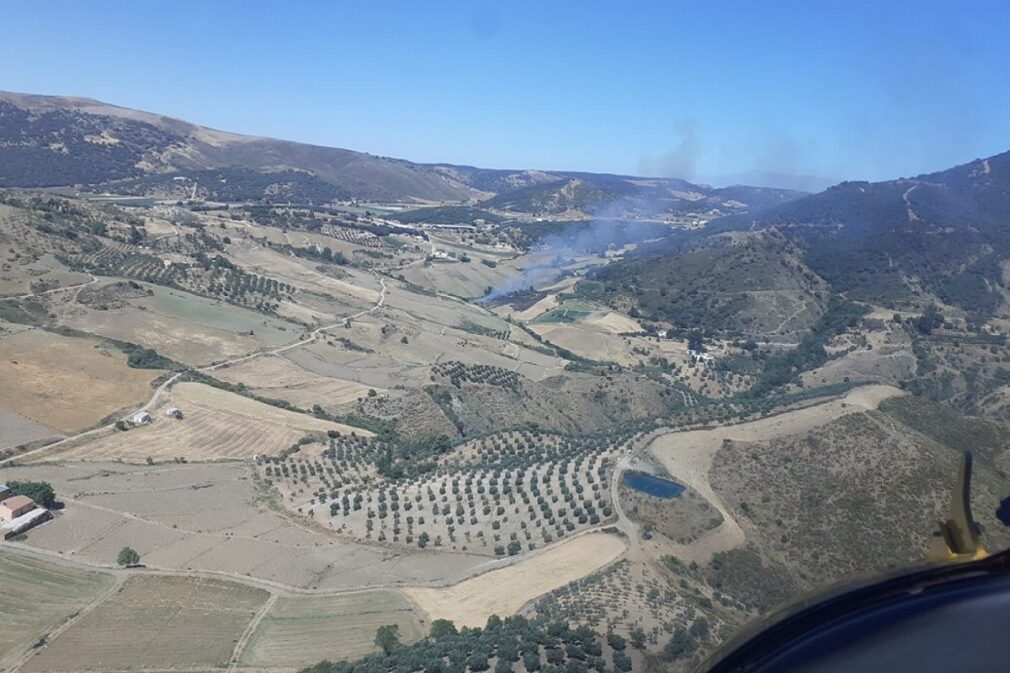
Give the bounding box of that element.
[623,471,685,499]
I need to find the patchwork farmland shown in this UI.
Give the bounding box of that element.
[46,382,368,463]
[0,551,116,670]
[20,575,269,672]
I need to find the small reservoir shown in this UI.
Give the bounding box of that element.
[623,471,685,499]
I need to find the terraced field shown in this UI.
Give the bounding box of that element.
[21,575,269,673]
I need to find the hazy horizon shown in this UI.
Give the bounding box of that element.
[2,1,1008,186]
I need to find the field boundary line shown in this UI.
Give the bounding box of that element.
[228,592,277,672]
[1,275,388,466]
[6,571,124,673]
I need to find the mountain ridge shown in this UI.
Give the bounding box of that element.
[0,90,800,212]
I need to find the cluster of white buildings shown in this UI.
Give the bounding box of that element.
[688,349,715,364]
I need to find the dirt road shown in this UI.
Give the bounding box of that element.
[1,276,388,466]
[645,384,904,563]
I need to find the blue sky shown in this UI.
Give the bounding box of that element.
[2,1,1008,185]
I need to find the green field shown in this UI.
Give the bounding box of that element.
[136,284,299,345]
[0,552,115,666]
[531,301,596,324]
[240,590,425,668]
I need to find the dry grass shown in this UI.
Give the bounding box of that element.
[240,590,425,668]
[214,353,377,408]
[0,551,115,668]
[0,330,161,433]
[404,532,626,627]
[21,575,268,673]
[45,382,371,462]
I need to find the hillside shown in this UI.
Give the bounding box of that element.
[0,91,799,214]
[0,91,476,202]
[475,172,800,219]
[714,151,1010,317]
[586,150,1010,334]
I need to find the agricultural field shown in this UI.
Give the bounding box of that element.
[0,551,116,670]
[67,239,297,314]
[213,353,378,409]
[226,242,382,304]
[136,284,301,344]
[0,252,91,297]
[404,532,626,628]
[5,461,489,591]
[20,575,269,673]
[0,329,161,434]
[52,280,302,366]
[239,590,425,668]
[401,256,522,299]
[262,430,630,556]
[44,382,367,463]
[0,407,60,451]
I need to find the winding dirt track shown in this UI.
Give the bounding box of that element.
[645,384,904,562]
[1,276,388,466]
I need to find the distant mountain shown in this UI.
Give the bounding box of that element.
[0,91,477,202]
[0,90,799,212]
[714,151,1010,315]
[587,150,1010,337]
[709,170,839,193]
[430,167,802,218]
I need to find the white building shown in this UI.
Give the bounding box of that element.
[164,407,182,418]
[689,349,715,364]
[132,411,152,424]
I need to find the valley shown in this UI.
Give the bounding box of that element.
[0,91,1009,673]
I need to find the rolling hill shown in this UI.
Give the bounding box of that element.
[588,150,1010,335]
[0,90,799,213]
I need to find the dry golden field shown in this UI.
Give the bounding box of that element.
[214,353,378,408]
[21,575,269,673]
[240,590,425,668]
[0,330,161,433]
[404,532,626,627]
[45,382,370,462]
